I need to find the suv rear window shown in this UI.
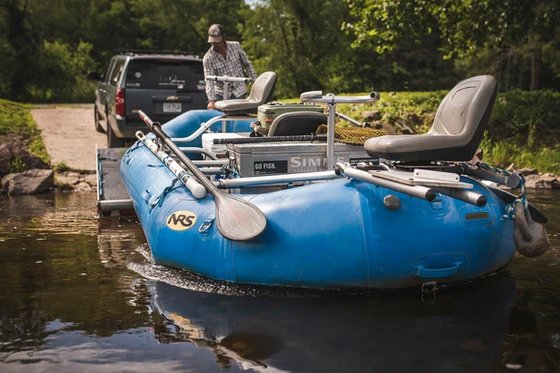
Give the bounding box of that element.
[125,59,204,91]
[109,59,126,85]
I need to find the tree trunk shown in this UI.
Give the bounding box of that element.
[530,48,541,90]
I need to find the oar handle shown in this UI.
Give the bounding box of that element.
[206,75,251,83]
[138,111,155,130]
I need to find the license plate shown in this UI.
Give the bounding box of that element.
[163,102,182,113]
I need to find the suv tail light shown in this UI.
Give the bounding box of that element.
[115,88,125,116]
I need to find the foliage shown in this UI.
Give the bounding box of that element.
[2,0,560,102]
[0,99,49,163]
[0,6,16,98]
[0,99,36,137]
[53,162,70,172]
[26,40,98,102]
[241,0,355,97]
[435,0,560,90]
[346,0,560,91]
[480,139,560,174]
[9,158,28,173]
[487,90,560,149]
[336,90,446,133]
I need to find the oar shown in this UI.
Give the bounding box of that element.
[487,186,547,224]
[138,111,267,241]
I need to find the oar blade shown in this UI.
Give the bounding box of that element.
[215,194,267,241]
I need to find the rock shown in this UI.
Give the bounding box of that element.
[524,173,560,189]
[73,181,95,193]
[0,144,10,175]
[0,136,50,177]
[362,110,382,122]
[469,148,483,163]
[1,169,54,194]
[406,113,422,126]
[366,119,395,133]
[393,120,415,134]
[55,171,82,189]
[518,167,538,176]
[54,171,97,192]
[0,136,50,176]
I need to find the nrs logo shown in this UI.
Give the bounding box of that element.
[166,211,197,231]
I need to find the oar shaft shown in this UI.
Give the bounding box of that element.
[138,111,216,193]
[135,131,207,199]
[432,187,487,206]
[213,134,327,144]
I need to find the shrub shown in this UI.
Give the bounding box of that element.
[488,90,560,150]
[25,40,97,103]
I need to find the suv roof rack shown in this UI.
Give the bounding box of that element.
[114,49,199,59]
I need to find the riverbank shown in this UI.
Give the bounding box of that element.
[0,99,559,194]
[1,102,100,194]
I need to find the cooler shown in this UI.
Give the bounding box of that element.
[228,142,375,177]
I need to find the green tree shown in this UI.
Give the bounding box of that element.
[81,0,250,64]
[0,6,16,97]
[27,40,96,102]
[0,0,251,101]
[346,0,560,90]
[241,0,358,97]
[435,0,560,90]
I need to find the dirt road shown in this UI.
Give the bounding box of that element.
[31,104,106,171]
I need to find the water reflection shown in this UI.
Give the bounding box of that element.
[503,190,560,372]
[0,190,559,372]
[148,275,516,372]
[0,193,151,369]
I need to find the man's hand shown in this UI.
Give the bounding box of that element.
[207,100,216,110]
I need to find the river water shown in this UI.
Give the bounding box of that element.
[0,190,558,372]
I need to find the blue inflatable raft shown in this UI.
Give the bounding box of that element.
[121,73,548,289]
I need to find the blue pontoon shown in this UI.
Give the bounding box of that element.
[121,73,548,289]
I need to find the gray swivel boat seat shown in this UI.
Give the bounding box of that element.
[364,75,497,162]
[267,111,327,136]
[214,71,277,116]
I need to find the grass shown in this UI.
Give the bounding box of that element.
[480,137,560,174]
[53,162,70,172]
[0,99,50,164]
[336,90,446,133]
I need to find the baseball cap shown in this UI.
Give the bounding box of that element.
[207,24,224,43]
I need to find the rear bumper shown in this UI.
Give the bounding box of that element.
[113,115,146,138]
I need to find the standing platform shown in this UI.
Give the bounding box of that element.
[96,147,135,216]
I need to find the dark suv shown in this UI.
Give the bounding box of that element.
[88,51,206,147]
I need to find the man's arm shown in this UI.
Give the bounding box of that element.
[203,55,218,109]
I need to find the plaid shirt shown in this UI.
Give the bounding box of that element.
[203,41,257,101]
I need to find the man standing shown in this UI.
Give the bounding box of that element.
[203,24,257,109]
